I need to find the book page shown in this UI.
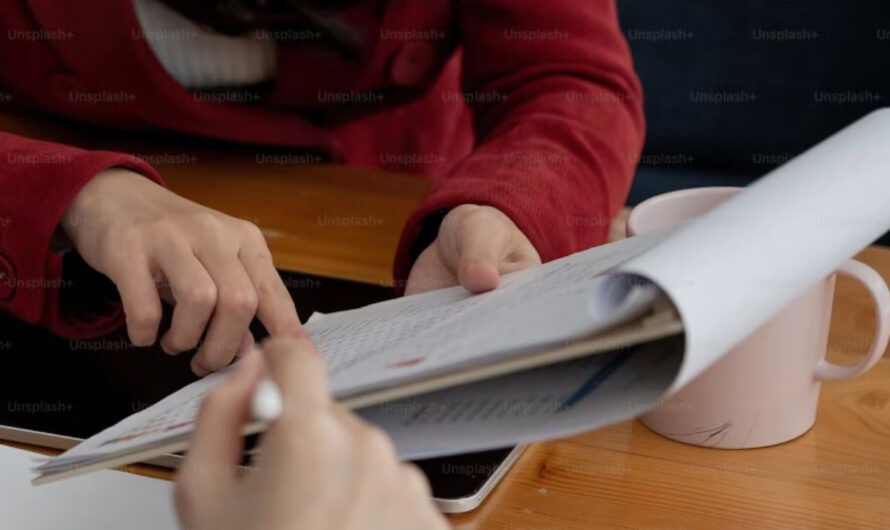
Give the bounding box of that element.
[32,368,243,476]
[358,335,683,460]
[610,109,890,392]
[307,229,668,397]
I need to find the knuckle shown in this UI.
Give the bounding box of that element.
[189,210,222,230]
[239,220,265,241]
[182,282,217,310]
[218,287,258,316]
[252,275,288,308]
[189,212,229,246]
[253,277,278,300]
[127,305,162,330]
[162,333,193,353]
[194,352,228,374]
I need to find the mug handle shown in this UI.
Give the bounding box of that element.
[815,259,890,381]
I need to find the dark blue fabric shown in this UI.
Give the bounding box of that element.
[616,2,890,244]
[616,0,890,189]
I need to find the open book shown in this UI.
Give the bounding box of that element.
[33,109,890,485]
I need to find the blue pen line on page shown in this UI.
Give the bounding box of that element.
[559,347,638,411]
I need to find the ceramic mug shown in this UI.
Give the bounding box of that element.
[628,187,890,448]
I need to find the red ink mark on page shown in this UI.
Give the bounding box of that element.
[389,357,424,368]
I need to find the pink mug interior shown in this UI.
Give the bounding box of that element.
[627,186,742,236]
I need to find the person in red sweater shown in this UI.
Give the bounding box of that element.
[2,1,642,524]
[0,1,641,374]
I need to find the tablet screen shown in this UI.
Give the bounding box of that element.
[0,268,517,506]
[0,268,393,438]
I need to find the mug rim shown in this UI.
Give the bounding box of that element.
[627,186,742,237]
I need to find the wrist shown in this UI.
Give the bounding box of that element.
[60,168,137,247]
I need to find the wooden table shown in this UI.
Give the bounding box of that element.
[3,112,889,529]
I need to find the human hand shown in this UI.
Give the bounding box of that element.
[61,168,304,375]
[175,338,449,530]
[405,204,541,295]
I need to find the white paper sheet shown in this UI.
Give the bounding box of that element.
[612,108,890,391]
[0,445,177,530]
[305,230,667,397]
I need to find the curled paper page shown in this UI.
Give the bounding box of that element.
[613,108,890,392]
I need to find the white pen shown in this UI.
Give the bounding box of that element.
[251,378,283,422]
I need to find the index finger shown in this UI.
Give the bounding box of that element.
[239,241,306,339]
[178,350,264,493]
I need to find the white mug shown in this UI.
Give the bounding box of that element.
[628,187,890,448]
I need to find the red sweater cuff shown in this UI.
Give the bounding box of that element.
[0,136,162,339]
[392,172,612,287]
[43,154,164,338]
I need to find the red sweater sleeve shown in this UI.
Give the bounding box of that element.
[393,0,643,281]
[0,132,163,338]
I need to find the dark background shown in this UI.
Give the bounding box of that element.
[616,0,890,228]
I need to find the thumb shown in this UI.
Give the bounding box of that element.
[179,348,264,493]
[453,215,511,293]
[261,336,329,413]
